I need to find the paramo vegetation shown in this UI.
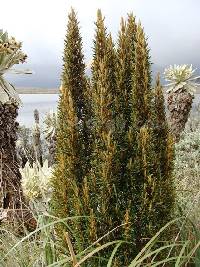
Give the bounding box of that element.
[0,8,200,267]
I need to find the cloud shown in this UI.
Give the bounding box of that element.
[1,0,200,87]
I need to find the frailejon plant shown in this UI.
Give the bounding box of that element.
[164,64,200,141]
[20,159,52,204]
[52,9,175,265]
[0,30,33,229]
[43,110,57,166]
[32,109,43,166]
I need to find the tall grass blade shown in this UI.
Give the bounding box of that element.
[128,218,180,266]
[107,241,123,267]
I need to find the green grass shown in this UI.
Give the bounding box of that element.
[0,212,200,266]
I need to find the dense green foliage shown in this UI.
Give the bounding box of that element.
[1,111,200,266]
[51,8,90,242]
[51,9,175,265]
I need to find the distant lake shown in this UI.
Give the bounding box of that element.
[18,93,200,127]
[18,94,59,127]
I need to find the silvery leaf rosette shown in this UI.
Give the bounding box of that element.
[43,110,57,140]
[20,159,53,203]
[164,64,200,95]
[0,30,32,106]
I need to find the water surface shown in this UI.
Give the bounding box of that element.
[18,93,200,127]
[18,94,59,126]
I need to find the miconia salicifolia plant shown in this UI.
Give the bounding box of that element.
[52,9,175,266]
[52,8,90,244]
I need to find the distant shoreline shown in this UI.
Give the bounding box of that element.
[16,88,59,94]
[16,87,200,94]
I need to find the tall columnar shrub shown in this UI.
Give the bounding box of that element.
[92,9,108,92]
[115,14,137,204]
[124,20,154,252]
[116,14,137,128]
[131,22,151,128]
[151,76,175,230]
[132,75,175,248]
[52,8,89,241]
[87,55,119,241]
[52,9,175,265]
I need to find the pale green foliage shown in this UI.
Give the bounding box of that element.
[164,64,195,83]
[20,160,53,202]
[0,30,30,105]
[164,64,200,95]
[0,30,27,69]
[43,110,57,140]
[174,113,200,220]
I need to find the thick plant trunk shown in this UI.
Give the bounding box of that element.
[0,102,35,230]
[167,88,193,142]
[47,135,56,166]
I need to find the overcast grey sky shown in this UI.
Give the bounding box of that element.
[1,0,200,87]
